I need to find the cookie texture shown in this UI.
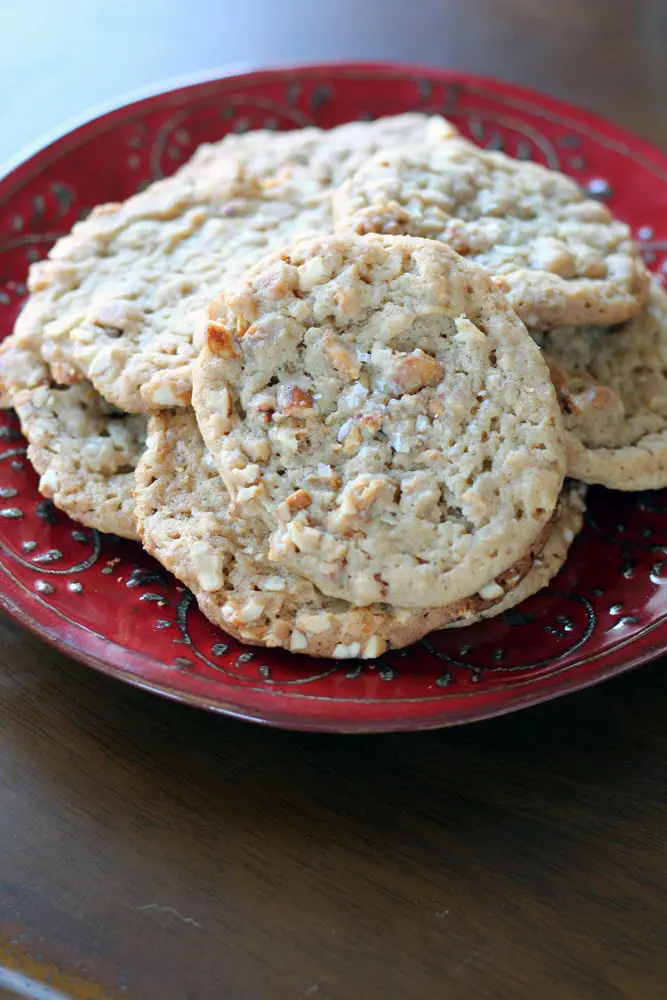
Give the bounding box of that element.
[535,281,667,490]
[193,234,565,609]
[135,411,545,658]
[18,114,455,413]
[448,481,587,627]
[184,113,457,189]
[334,138,649,328]
[0,297,53,407]
[12,380,146,539]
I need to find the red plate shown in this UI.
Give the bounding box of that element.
[1,62,667,732]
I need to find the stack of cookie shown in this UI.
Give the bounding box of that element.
[0,113,662,660]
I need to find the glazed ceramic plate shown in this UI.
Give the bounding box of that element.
[1,63,667,732]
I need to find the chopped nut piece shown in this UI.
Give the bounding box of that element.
[342,424,363,453]
[234,483,264,508]
[285,489,312,513]
[237,596,269,622]
[297,613,334,634]
[322,329,361,379]
[478,581,505,601]
[190,540,224,592]
[362,635,387,659]
[39,468,59,494]
[243,438,271,462]
[286,520,322,553]
[290,630,308,652]
[341,474,394,516]
[306,465,342,488]
[333,642,361,659]
[265,621,291,647]
[277,384,315,416]
[358,411,383,434]
[207,320,240,359]
[143,382,186,407]
[546,356,620,418]
[269,425,301,454]
[339,383,369,413]
[388,349,443,395]
[228,463,261,488]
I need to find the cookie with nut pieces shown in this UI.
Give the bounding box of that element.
[12,114,455,414]
[334,138,649,328]
[0,324,145,540]
[134,411,550,659]
[447,480,587,628]
[12,380,146,540]
[193,233,566,609]
[535,280,667,490]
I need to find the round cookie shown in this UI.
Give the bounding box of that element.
[193,233,565,609]
[534,281,667,490]
[19,114,454,413]
[448,481,587,627]
[135,411,548,659]
[12,380,146,539]
[334,138,649,329]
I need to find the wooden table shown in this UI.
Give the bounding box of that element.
[1,2,667,998]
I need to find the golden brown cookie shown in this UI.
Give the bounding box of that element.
[134,411,548,659]
[535,281,667,490]
[448,481,587,627]
[193,233,565,609]
[14,115,456,413]
[334,138,649,328]
[12,380,146,539]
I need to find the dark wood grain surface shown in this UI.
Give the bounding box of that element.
[2,2,667,998]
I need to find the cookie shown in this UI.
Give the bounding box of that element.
[0,297,54,407]
[334,138,649,328]
[18,114,455,413]
[448,481,587,627]
[535,281,667,490]
[184,112,457,189]
[12,380,146,539]
[193,234,565,609]
[135,411,547,659]
[1,323,145,537]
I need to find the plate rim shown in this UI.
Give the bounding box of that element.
[2,59,666,189]
[1,59,667,731]
[1,570,665,733]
